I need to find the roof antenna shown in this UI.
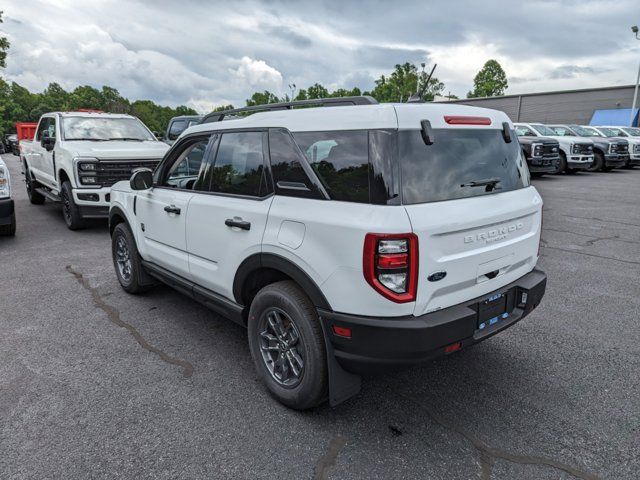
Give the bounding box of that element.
[408,63,437,103]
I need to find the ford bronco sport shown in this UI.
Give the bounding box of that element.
[108,97,547,409]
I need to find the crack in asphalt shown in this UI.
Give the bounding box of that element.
[66,265,194,378]
[541,246,640,266]
[561,214,640,229]
[400,394,600,480]
[313,435,347,480]
[543,227,639,247]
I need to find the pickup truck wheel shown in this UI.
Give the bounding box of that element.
[554,152,567,174]
[24,166,45,205]
[0,213,16,236]
[588,152,604,172]
[112,222,153,294]
[248,280,328,410]
[61,181,85,230]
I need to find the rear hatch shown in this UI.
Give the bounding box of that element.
[398,125,542,316]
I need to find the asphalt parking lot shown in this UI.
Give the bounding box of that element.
[1,153,638,480]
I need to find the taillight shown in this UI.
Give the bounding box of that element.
[363,233,418,303]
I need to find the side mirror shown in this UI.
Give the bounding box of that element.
[130,168,154,190]
[41,132,55,151]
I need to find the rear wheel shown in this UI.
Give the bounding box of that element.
[0,213,16,236]
[588,152,604,172]
[61,181,85,230]
[24,165,45,205]
[248,281,328,410]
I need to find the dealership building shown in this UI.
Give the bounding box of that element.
[437,84,640,127]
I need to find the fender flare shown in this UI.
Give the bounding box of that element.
[233,253,332,310]
[108,205,130,236]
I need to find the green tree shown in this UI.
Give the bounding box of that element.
[0,12,9,69]
[246,91,281,106]
[371,63,444,102]
[467,59,508,98]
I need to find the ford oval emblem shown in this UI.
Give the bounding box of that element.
[428,271,447,282]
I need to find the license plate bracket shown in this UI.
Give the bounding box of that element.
[477,292,507,330]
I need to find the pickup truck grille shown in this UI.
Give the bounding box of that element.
[617,143,629,154]
[94,160,160,187]
[542,144,559,157]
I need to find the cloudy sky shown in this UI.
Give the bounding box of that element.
[2,0,639,112]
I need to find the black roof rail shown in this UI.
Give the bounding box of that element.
[200,96,378,124]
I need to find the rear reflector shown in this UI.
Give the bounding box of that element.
[444,342,462,354]
[332,325,352,339]
[444,115,492,125]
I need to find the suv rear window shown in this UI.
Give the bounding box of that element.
[398,129,529,204]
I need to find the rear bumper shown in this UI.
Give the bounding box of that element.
[319,268,547,374]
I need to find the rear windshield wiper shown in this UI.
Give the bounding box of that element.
[460,178,502,191]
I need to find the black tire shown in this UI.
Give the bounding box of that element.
[60,181,85,230]
[248,280,328,410]
[112,222,154,294]
[554,152,567,174]
[0,213,16,236]
[24,164,45,205]
[588,152,604,172]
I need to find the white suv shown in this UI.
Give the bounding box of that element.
[109,97,547,409]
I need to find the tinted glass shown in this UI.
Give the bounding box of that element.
[205,131,269,197]
[268,129,323,199]
[168,120,187,140]
[165,139,209,189]
[293,131,369,203]
[63,117,154,141]
[399,129,529,204]
[369,130,399,204]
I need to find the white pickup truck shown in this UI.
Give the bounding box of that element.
[20,111,169,229]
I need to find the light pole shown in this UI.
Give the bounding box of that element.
[288,83,297,101]
[631,26,640,126]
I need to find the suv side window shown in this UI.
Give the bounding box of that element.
[268,129,324,200]
[201,131,271,197]
[293,130,369,203]
[162,136,212,190]
[168,120,186,140]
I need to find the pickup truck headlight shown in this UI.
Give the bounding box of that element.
[571,143,579,154]
[75,158,101,187]
[0,166,10,199]
[609,143,617,153]
[634,144,640,153]
[532,143,544,157]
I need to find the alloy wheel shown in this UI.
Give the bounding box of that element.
[115,235,133,283]
[258,307,305,388]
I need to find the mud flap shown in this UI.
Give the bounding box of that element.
[319,318,362,406]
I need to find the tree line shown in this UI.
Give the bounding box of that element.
[0,11,508,137]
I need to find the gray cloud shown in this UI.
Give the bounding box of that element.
[1,0,638,112]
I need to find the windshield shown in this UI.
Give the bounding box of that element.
[531,124,557,136]
[571,125,602,137]
[597,127,624,137]
[399,128,529,204]
[622,127,640,137]
[62,117,154,141]
[515,125,537,136]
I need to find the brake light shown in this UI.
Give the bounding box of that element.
[363,233,418,303]
[444,115,492,125]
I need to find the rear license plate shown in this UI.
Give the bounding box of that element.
[478,292,508,330]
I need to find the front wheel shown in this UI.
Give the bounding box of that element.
[60,181,85,230]
[112,222,154,294]
[588,152,604,172]
[248,281,328,410]
[554,152,567,174]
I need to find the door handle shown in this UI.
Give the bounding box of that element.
[164,204,181,214]
[225,218,251,230]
